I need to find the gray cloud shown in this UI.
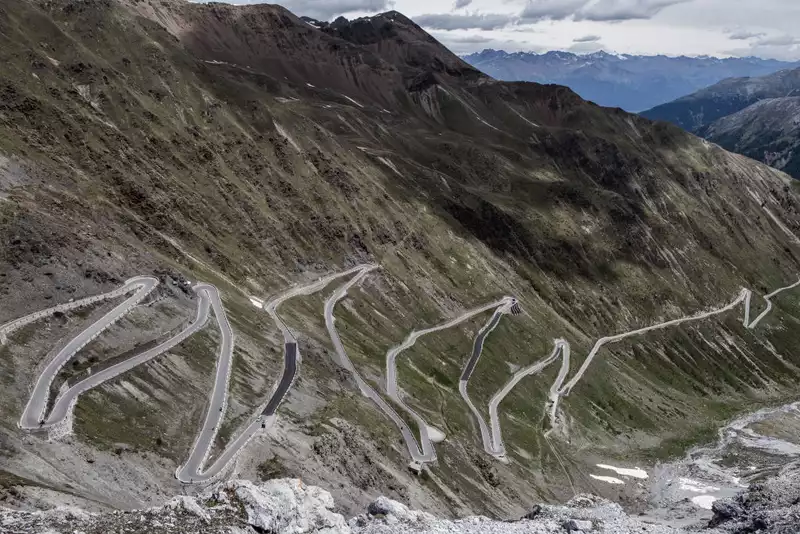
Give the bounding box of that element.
[569,41,605,53]
[573,34,602,42]
[414,12,516,30]
[520,0,589,22]
[453,0,473,9]
[433,31,544,54]
[518,0,688,23]
[274,0,395,20]
[577,0,691,22]
[443,34,494,44]
[756,34,800,46]
[727,30,766,41]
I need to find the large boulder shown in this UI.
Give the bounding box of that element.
[225,479,350,534]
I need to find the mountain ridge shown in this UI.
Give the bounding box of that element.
[642,67,800,178]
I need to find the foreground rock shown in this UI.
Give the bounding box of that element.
[0,479,693,533]
[710,464,800,533]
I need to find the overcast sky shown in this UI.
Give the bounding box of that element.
[249,0,800,60]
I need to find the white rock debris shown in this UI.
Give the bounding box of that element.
[0,479,704,533]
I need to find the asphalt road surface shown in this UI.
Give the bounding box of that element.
[176,284,235,483]
[263,342,297,416]
[12,264,800,480]
[27,289,211,431]
[19,276,160,429]
[458,301,513,458]
[323,265,440,467]
[175,265,378,483]
[384,296,516,464]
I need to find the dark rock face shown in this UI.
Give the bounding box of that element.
[710,466,800,533]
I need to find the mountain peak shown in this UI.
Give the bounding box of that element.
[318,10,485,83]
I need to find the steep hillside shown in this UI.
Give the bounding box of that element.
[642,68,800,178]
[701,97,800,179]
[463,49,799,112]
[641,68,800,132]
[2,0,800,522]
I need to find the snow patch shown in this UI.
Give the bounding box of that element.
[377,157,401,176]
[596,464,648,479]
[691,495,717,510]
[426,425,446,443]
[679,478,721,493]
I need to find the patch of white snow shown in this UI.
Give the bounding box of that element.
[679,478,721,493]
[596,464,648,479]
[691,495,717,510]
[426,425,446,443]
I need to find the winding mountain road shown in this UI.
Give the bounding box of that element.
[175,284,237,483]
[385,296,516,464]
[458,299,515,458]
[175,265,378,483]
[11,262,800,477]
[18,276,161,429]
[22,288,212,432]
[1,276,158,346]
[323,265,439,467]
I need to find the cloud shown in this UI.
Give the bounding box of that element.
[275,0,394,20]
[727,30,766,41]
[576,0,691,22]
[573,34,602,42]
[569,41,605,53]
[414,12,517,30]
[443,34,494,44]
[520,0,589,22]
[433,32,544,54]
[518,0,689,23]
[453,0,472,9]
[756,34,800,46]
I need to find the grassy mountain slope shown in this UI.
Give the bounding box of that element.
[1,0,800,518]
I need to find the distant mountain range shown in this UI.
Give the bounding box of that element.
[463,49,800,112]
[642,68,800,179]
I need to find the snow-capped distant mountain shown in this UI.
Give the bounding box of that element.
[463,49,800,112]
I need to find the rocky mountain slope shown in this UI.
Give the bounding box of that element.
[0,477,719,533]
[702,97,800,179]
[462,50,799,112]
[642,68,800,179]
[2,0,800,525]
[4,475,796,534]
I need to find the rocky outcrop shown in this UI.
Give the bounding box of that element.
[710,464,800,533]
[0,478,694,533]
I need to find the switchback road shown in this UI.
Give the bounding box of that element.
[18,276,160,430]
[459,300,515,458]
